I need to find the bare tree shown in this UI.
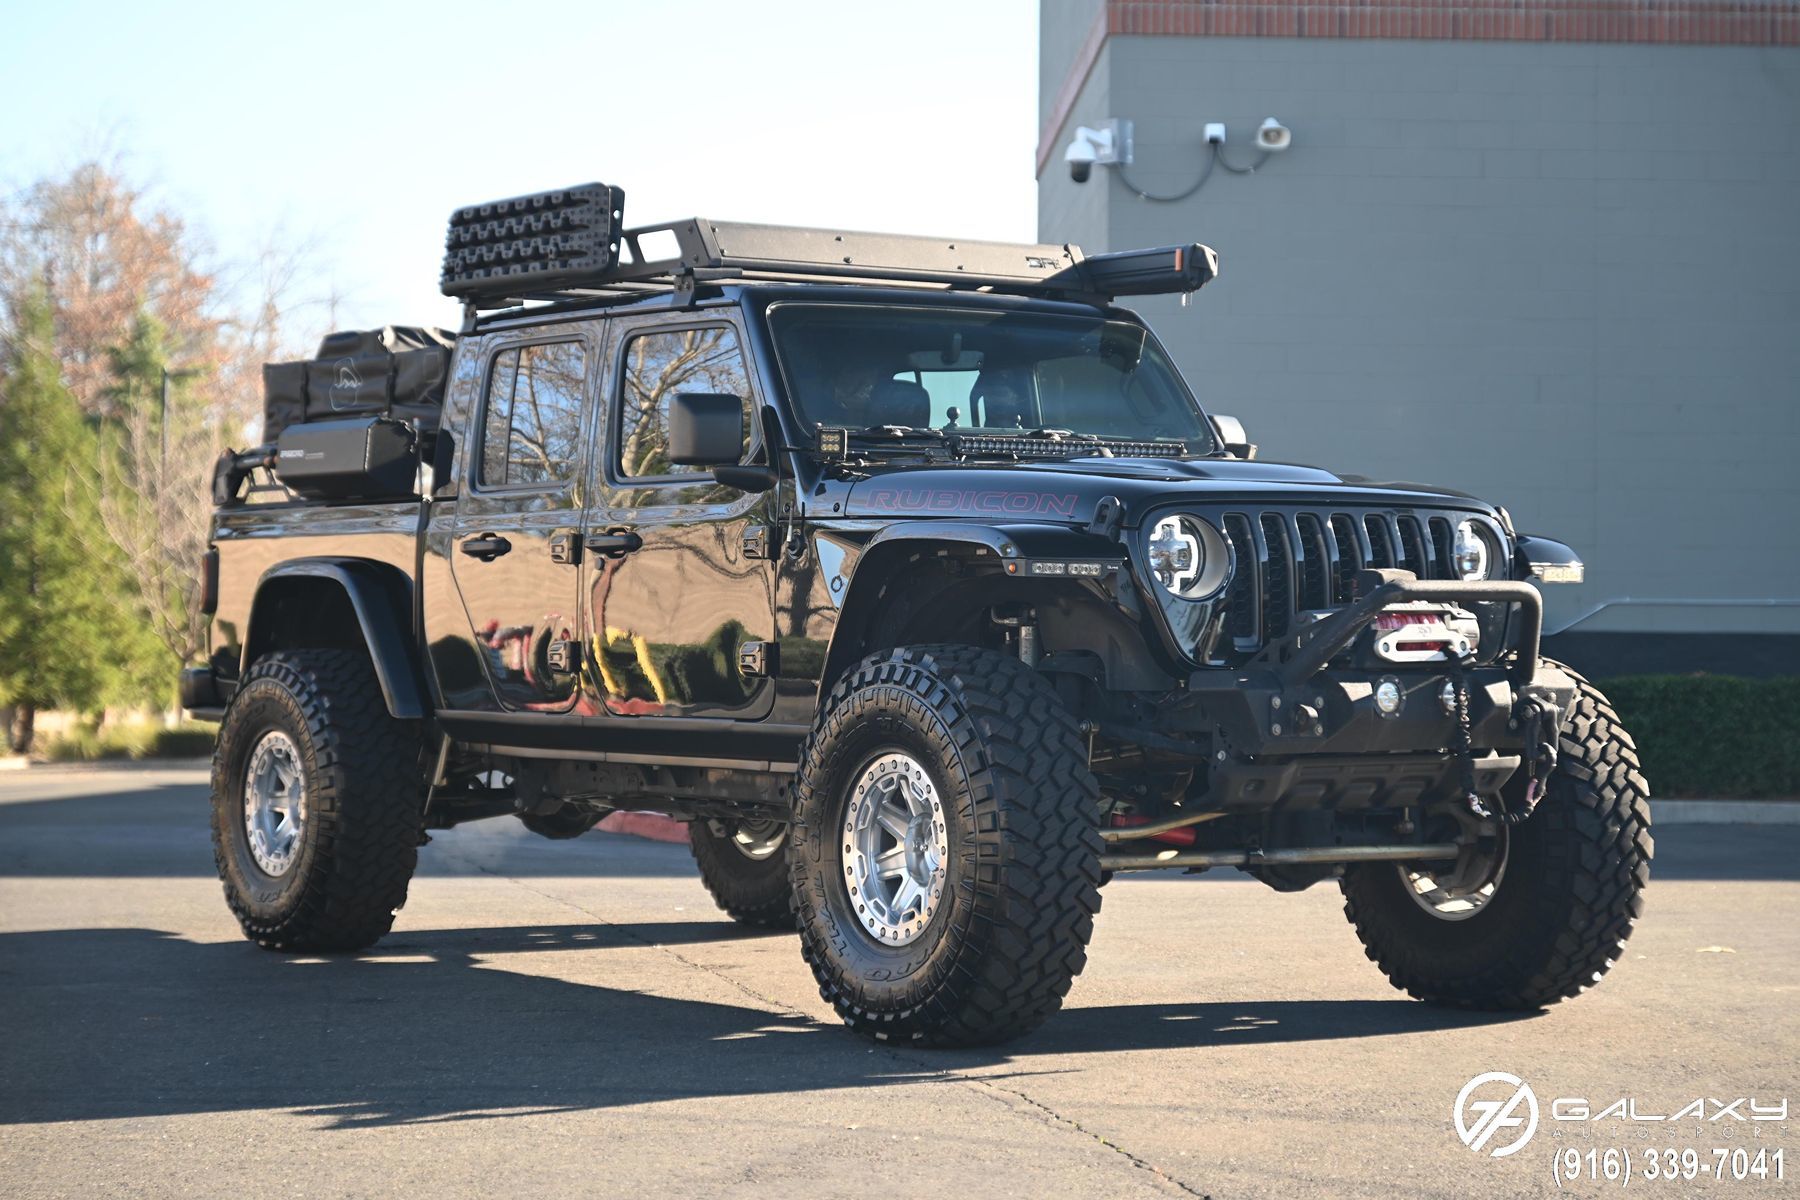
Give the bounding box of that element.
[0,161,216,417]
[1,162,317,671]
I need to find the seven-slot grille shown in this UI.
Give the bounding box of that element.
[1210,508,1497,655]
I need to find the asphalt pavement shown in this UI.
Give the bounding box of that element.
[2,765,1794,1199]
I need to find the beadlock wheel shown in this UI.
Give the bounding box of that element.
[842,751,950,946]
[1399,824,1508,922]
[243,729,306,877]
[722,817,788,861]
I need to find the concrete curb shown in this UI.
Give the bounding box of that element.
[596,811,689,845]
[7,757,213,772]
[1653,800,1800,825]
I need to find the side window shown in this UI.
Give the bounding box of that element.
[618,326,751,479]
[478,341,587,488]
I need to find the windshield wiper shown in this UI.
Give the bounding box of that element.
[852,424,948,441]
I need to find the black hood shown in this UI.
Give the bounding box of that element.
[840,456,1494,525]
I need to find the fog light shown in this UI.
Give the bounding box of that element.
[1375,678,1403,718]
[1439,680,1459,715]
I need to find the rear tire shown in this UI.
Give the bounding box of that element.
[790,645,1103,1047]
[210,649,424,952]
[689,819,794,929]
[1341,661,1652,1008]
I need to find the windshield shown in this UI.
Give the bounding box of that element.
[767,304,1215,452]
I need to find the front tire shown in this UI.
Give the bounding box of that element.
[790,645,1103,1047]
[210,649,424,951]
[1341,661,1652,1008]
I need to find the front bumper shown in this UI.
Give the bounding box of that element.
[1154,569,1575,811]
[1172,661,1575,810]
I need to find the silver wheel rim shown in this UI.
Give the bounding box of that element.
[1400,825,1508,921]
[842,751,949,946]
[714,818,788,861]
[244,730,306,877]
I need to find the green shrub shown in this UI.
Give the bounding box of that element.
[1598,675,1800,799]
[41,721,216,762]
[152,724,216,758]
[43,728,112,762]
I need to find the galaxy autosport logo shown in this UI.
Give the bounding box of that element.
[1456,1072,1541,1157]
[1454,1072,1789,1158]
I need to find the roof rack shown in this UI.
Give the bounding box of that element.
[440,183,1217,320]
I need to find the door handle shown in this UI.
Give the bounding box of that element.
[583,531,643,559]
[459,534,512,562]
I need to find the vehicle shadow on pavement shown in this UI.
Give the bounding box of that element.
[0,784,700,879]
[0,924,1527,1130]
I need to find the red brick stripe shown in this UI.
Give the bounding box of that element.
[1037,0,1799,172]
[596,810,689,845]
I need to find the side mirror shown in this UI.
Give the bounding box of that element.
[669,392,778,493]
[669,392,747,466]
[1211,413,1257,460]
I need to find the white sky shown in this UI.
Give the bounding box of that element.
[1,0,1039,336]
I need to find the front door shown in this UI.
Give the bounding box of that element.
[447,327,598,712]
[583,314,778,720]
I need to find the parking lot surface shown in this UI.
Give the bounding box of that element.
[2,766,1794,1198]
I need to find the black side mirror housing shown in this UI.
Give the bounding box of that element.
[712,464,778,493]
[669,392,748,466]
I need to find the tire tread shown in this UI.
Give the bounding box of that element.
[210,649,423,952]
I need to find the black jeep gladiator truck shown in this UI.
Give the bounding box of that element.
[187,182,1651,1047]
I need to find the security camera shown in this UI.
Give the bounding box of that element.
[1065,136,1098,183]
[1064,121,1131,183]
[1256,117,1292,153]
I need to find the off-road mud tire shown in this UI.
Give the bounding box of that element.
[211,649,423,951]
[690,821,795,930]
[790,645,1103,1047]
[1341,661,1652,1008]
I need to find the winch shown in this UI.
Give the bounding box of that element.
[1368,601,1479,664]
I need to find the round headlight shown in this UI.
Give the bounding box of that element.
[1453,519,1493,580]
[1146,514,1230,600]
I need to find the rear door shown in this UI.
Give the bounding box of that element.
[447,326,599,712]
[582,312,778,720]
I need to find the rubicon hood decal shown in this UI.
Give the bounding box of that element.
[859,486,1083,519]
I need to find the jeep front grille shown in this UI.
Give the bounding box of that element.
[1205,507,1499,656]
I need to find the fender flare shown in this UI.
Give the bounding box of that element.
[821,520,1131,686]
[242,557,429,720]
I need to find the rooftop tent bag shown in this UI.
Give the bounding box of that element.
[261,326,455,441]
